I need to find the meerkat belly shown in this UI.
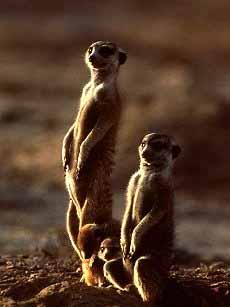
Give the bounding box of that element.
[133,176,173,256]
[131,225,171,263]
[141,214,174,262]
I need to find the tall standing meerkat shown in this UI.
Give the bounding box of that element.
[62,41,127,256]
[104,133,181,303]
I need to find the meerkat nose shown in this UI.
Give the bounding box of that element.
[89,55,96,63]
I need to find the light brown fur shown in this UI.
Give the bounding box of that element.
[81,257,105,287]
[104,133,181,303]
[62,41,127,256]
[77,221,120,259]
[78,222,121,286]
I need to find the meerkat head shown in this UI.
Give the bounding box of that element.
[85,41,127,71]
[77,223,107,259]
[139,133,181,169]
[97,237,121,262]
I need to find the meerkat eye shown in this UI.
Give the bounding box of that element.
[141,141,146,148]
[100,247,105,252]
[99,46,115,57]
[88,47,93,54]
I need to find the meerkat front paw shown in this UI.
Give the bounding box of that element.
[127,252,136,261]
[124,284,138,295]
[76,142,90,178]
[63,158,69,173]
[121,241,129,259]
[128,241,137,260]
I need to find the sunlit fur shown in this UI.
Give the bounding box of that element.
[77,221,120,260]
[104,133,181,303]
[78,222,121,286]
[62,41,127,257]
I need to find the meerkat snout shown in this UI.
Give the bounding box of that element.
[85,41,127,69]
[139,133,181,165]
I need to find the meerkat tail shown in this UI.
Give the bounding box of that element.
[66,200,82,259]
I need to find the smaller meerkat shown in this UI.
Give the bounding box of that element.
[98,237,120,262]
[63,41,127,256]
[81,237,120,287]
[104,133,181,303]
[77,221,120,260]
[77,221,120,287]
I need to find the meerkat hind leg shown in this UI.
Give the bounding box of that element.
[133,256,165,303]
[104,258,131,291]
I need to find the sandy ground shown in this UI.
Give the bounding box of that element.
[0,253,229,307]
[0,2,230,305]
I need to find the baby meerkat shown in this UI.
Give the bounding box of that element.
[98,237,120,262]
[81,237,121,287]
[104,133,181,303]
[78,223,121,286]
[77,221,120,260]
[62,41,127,256]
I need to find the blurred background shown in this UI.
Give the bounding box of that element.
[1,0,230,260]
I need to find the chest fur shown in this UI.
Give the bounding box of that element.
[76,84,116,137]
[132,174,172,223]
[132,175,154,221]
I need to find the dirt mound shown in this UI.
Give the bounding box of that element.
[0,254,229,307]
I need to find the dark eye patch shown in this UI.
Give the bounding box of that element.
[99,46,115,57]
[151,141,167,151]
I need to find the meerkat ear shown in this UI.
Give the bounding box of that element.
[118,49,127,65]
[172,145,181,159]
